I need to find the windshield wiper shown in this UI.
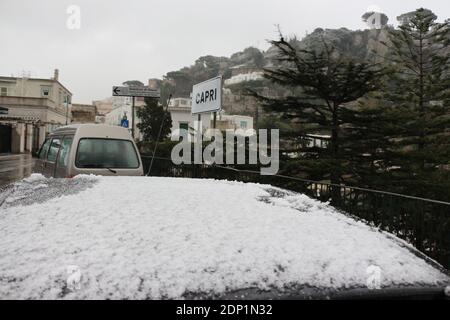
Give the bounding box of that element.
[78,164,117,173]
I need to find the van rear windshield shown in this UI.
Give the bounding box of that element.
[75,138,140,169]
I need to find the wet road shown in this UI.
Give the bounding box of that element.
[0,154,35,187]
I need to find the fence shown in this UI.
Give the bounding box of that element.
[142,155,450,270]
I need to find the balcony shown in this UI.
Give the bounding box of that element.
[0,95,56,108]
[0,95,69,116]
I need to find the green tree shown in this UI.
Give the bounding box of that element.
[252,36,383,194]
[137,98,172,142]
[380,8,450,199]
[122,80,144,87]
[242,47,265,68]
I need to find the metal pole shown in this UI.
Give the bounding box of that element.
[131,96,135,139]
[65,100,68,125]
[213,112,217,130]
[197,113,201,178]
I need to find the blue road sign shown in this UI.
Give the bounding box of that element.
[121,119,129,128]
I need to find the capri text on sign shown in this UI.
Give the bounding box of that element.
[191,76,222,114]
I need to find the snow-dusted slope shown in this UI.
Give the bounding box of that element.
[0,175,448,299]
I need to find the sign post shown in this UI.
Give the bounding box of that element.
[191,76,222,172]
[131,96,135,138]
[112,86,160,139]
[191,76,222,115]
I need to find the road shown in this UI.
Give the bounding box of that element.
[0,154,35,187]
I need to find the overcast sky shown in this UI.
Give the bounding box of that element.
[0,0,448,104]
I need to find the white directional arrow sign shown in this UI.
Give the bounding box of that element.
[112,86,129,96]
[128,86,160,98]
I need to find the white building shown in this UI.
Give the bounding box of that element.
[168,97,254,137]
[93,97,113,124]
[104,96,145,140]
[168,97,211,136]
[215,114,254,132]
[224,71,264,86]
[0,69,72,153]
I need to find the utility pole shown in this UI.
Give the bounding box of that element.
[65,98,69,125]
[131,96,135,139]
[147,94,172,176]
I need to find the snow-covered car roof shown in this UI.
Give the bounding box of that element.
[0,175,448,299]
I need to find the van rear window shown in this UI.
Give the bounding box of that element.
[75,138,139,169]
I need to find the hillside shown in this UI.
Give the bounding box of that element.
[153,26,392,122]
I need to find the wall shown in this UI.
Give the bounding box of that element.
[71,104,96,123]
[0,77,72,110]
[93,98,113,116]
[0,74,73,153]
[169,107,211,136]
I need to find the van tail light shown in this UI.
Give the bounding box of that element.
[68,175,75,179]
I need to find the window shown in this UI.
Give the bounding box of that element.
[75,138,139,169]
[41,86,51,97]
[179,122,189,137]
[57,136,73,168]
[64,95,71,105]
[0,87,7,96]
[38,139,51,159]
[179,122,189,131]
[47,138,61,162]
[240,121,247,129]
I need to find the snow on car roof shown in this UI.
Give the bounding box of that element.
[0,174,448,299]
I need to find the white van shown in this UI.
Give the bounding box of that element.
[34,124,144,178]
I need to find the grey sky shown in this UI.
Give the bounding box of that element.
[0,0,448,104]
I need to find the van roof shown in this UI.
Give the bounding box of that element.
[50,124,133,140]
[55,124,121,130]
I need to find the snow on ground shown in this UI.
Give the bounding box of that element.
[0,175,448,299]
[224,71,264,86]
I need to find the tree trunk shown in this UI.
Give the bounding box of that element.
[330,103,341,204]
[418,33,426,171]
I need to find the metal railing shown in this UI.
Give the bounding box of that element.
[141,155,450,270]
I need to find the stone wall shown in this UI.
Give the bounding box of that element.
[71,104,96,123]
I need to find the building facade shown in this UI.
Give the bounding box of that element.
[71,103,97,124]
[168,97,254,138]
[168,97,211,138]
[93,97,113,124]
[215,114,254,133]
[104,96,146,140]
[0,69,72,153]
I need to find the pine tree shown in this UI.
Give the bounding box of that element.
[380,8,450,199]
[137,98,172,142]
[122,80,145,87]
[252,36,383,198]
